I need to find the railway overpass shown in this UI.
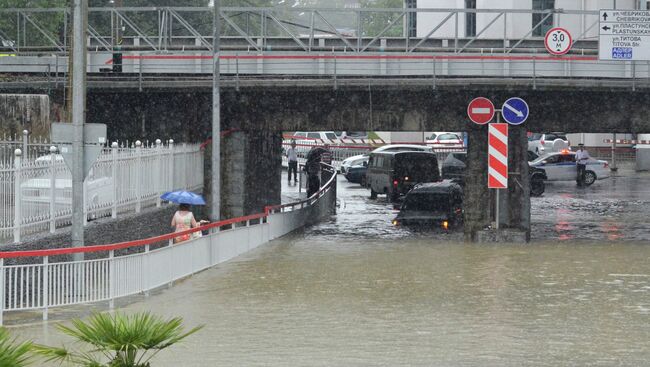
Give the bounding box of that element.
[2,6,650,241]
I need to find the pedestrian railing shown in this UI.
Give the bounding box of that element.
[1,140,203,245]
[0,163,336,325]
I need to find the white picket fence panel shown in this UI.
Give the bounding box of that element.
[0,164,336,325]
[1,142,203,244]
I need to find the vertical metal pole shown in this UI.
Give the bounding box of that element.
[495,113,501,230]
[144,244,150,296]
[211,0,221,222]
[0,258,3,326]
[111,142,118,218]
[42,256,49,321]
[611,133,618,171]
[495,189,500,230]
[13,149,22,244]
[357,9,362,51]
[156,139,162,207]
[432,56,436,90]
[71,0,87,260]
[108,249,114,309]
[49,146,57,233]
[135,140,142,213]
[454,12,458,52]
[22,130,28,160]
[169,139,175,191]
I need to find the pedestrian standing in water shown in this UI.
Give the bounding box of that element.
[286,140,298,184]
[171,203,207,243]
[575,143,591,187]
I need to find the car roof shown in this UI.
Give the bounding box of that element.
[408,180,462,194]
[371,150,437,156]
[373,144,431,152]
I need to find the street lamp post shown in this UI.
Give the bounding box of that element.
[71,0,87,260]
[211,0,221,222]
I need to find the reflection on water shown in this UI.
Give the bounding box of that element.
[10,174,650,366]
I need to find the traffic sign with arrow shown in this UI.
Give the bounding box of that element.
[501,97,529,125]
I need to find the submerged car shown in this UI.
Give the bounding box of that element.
[529,150,610,186]
[392,180,463,230]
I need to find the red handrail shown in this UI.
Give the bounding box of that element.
[0,212,267,259]
[0,164,337,260]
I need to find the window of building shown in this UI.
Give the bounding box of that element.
[405,0,417,38]
[532,0,555,37]
[465,0,476,37]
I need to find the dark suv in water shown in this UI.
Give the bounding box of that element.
[392,180,464,230]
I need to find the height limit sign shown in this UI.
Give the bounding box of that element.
[545,27,572,55]
[599,9,650,61]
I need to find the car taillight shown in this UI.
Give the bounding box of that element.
[541,139,545,146]
[393,180,398,187]
[604,162,609,169]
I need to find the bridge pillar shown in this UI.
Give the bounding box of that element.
[464,125,490,242]
[463,124,531,242]
[505,126,531,240]
[217,129,282,218]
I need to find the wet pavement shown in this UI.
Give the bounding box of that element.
[10,169,650,366]
[531,169,650,242]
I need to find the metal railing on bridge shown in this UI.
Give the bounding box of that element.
[0,7,605,54]
[2,7,649,89]
[0,162,336,325]
[1,138,203,245]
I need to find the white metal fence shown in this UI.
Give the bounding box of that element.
[0,163,336,325]
[1,140,203,244]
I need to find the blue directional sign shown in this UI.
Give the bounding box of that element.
[501,97,529,125]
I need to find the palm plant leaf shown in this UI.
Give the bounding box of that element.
[0,327,33,367]
[36,311,203,366]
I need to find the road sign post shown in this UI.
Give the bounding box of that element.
[544,27,572,55]
[599,9,650,61]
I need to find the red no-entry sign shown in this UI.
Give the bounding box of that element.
[467,97,495,125]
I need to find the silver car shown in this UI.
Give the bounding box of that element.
[528,133,570,155]
[529,151,610,185]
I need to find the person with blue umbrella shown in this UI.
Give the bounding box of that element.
[161,191,209,243]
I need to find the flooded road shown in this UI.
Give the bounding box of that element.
[11,172,650,366]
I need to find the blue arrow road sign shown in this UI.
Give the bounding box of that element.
[501,97,529,125]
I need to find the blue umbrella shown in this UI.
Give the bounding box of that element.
[160,191,206,205]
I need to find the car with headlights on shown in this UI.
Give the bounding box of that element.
[392,180,463,231]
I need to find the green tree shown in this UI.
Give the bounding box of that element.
[34,312,203,367]
[0,327,34,367]
[359,0,404,37]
